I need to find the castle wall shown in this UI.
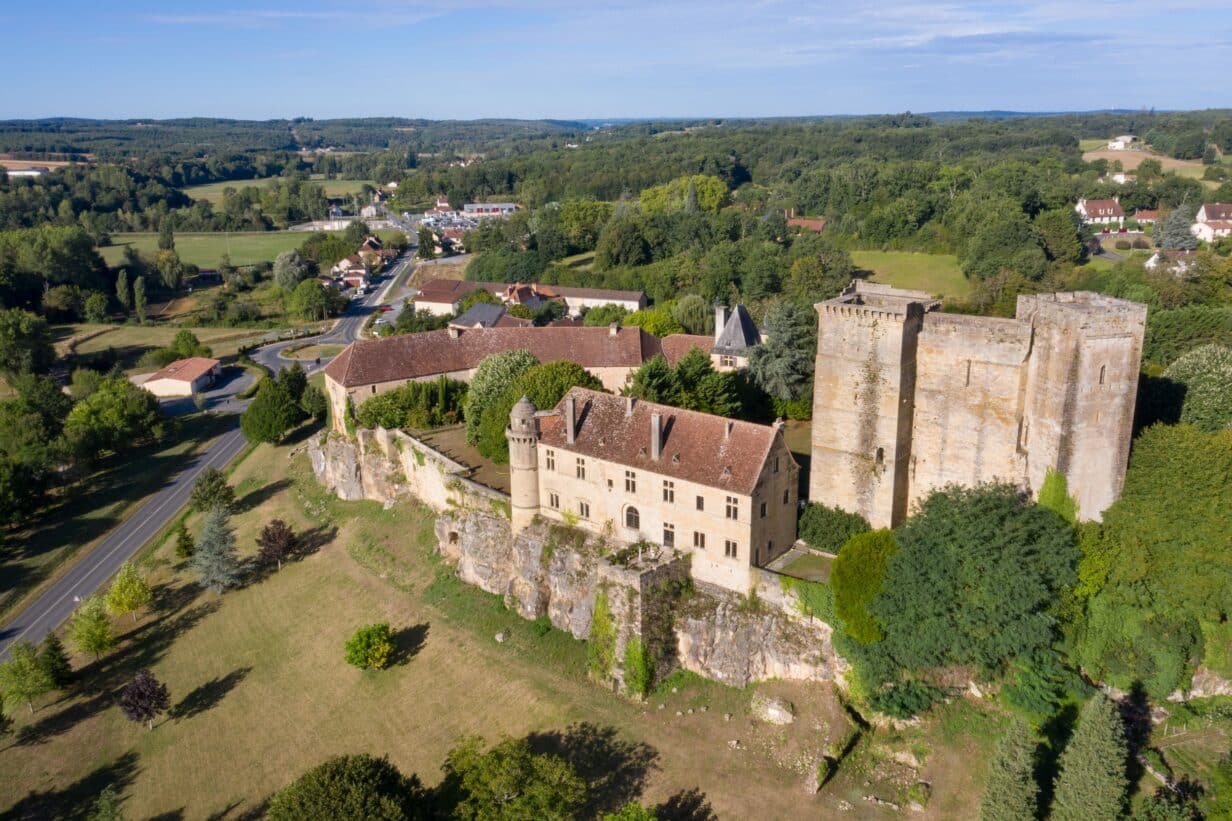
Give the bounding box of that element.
[907,313,1031,510]
[809,301,923,527]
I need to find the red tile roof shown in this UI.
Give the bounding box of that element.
[146,357,219,383]
[412,279,503,305]
[1133,209,1161,221]
[325,326,662,388]
[537,387,785,496]
[659,334,714,366]
[1079,199,1124,218]
[1200,203,1232,221]
[787,217,827,232]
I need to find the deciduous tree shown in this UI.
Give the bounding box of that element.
[0,308,55,378]
[832,530,898,644]
[118,669,169,730]
[67,595,116,660]
[344,623,395,670]
[189,466,234,512]
[241,379,304,443]
[267,754,426,821]
[0,640,54,713]
[257,519,297,570]
[464,349,538,444]
[443,735,587,821]
[105,562,153,623]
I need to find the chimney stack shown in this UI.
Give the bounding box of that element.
[625,396,635,417]
[565,396,576,444]
[609,322,619,337]
[714,304,729,343]
[448,325,461,339]
[725,420,734,440]
[650,412,662,461]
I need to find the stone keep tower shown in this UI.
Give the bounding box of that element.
[809,284,937,527]
[506,396,541,533]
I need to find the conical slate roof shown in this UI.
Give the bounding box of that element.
[713,304,760,355]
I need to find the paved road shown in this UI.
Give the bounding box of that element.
[0,422,249,655]
[0,254,415,658]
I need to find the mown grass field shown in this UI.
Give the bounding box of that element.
[851,251,971,301]
[59,324,278,373]
[98,232,310,269]
[181,177,377,204]
[0,433,1002,819]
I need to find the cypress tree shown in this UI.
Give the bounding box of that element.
[1051,694,1129,821]
[191,506,242,594]
[38,634,72,689]
[115,270,130,312]
[980,721,1039,821]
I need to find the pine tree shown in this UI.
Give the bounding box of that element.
[1161,206,1198,251]
[105,562,153,623]
[38,634,72,689]
[118,669,169,730]
[174,522,195,560]
[192,506,241,594]
[1051,694,1129,821]
[980,721,1039,821]
[88,785,125,821]
[0,640,54,713]
[67,595,116,661]
[133,277,147,323]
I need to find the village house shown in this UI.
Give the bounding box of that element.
[507,388,799,592]
[134,357,221,398]
[447,303,532,330]
[1133,209,1161,225]
[712,304,762,370]
[463,202,518,218]
[1075,197,1125,226]
[1107,135,1137,150]
[410,278,647,318]
[1191,203,1232,242]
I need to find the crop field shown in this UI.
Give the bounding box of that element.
[850,251,970,302]
[98,232,310,268]
[181,176,377,204]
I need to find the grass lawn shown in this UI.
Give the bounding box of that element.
[0,433,996,819]
[0,413,237,624]
[181,177,377,204]
[850,251,970,302]
[779,552,832,583]
[59,324,278,374]
[285,343,343,361]
[98,232,311,269]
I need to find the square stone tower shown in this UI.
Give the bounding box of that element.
[809,284,938,528]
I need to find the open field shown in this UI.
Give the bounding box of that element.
[181,177,377,204]
[0,435,999,819]
[0,413,235,625]
[99,232,310,269]
[1080,147,1229,185]
[59,324,278,373]
[851,251,971,302]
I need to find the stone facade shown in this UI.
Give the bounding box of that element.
[508,388,799,595]
[810,282,1146,526]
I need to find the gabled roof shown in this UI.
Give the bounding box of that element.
[450,303,509,328]
[412,279,503,305]
[1078,198,1124,217]
[324,326,662,388]
[145,357,219,383]
[537,387,788,496]
[1200,203,1232,221]
[713,304,760,356]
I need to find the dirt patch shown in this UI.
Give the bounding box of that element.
[1082,147,1204,174]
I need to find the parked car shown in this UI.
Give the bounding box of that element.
[378,304,393,312]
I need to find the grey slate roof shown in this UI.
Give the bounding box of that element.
[451,302,507,328]
[713,304,761,355]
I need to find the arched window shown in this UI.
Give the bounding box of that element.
[625,506,640,530]
[1099,364,1107,385]
[875,447,885,467]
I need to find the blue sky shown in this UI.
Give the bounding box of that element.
[4,1,1229,119]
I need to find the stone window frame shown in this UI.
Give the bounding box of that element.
[693,531,706,550]
[724,539,738,559]
[725,496,739,520]
[662,522,675,548]
[720,354,736,368]
[624,505,640,530]
[545,449,555,471]
[696,495,705,511]
[662,480,675,503]
[578,499,590,519]
[625,470,637,494]
[576,457,586,479]
[759,501,767,519]
[548,491,560,509]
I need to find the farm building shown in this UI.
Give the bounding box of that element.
[134,357,221,398]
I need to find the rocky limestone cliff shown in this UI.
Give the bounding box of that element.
[309,431,410,503]
[436,511,601,639]
[676,591,847,688]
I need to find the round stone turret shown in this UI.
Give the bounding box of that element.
[506,396,540,532]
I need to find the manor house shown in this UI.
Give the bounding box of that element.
[810,282,1147,527]
[508,388,799,592]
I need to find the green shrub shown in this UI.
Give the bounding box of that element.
[476,360,603,463]
[1037,468,1079,525]
[344,623,395,670]
[831,530,898,644]
[781,576,837,624]
[798,502,870,553]
[355,376,467,430]
[868,680,944,718]
[622,638,654,698]
[1144,305,1232,367]
[1114,239,1131,250]
[588,591,616,679]
[1163,344,1232,432]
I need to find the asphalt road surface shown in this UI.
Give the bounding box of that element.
[0,253,414,658]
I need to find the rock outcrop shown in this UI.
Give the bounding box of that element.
[676,592,847,688]
[309,433,369,501]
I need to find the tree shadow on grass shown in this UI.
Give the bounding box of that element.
[655,787,718,821]
[3,749,139,819]
[388,623,430,666]
[170,666,253,722]
[525,722,659,817]
[12,690,113,748]
[235,478,292,513]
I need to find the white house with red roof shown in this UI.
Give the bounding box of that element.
[1192,203,1232,243]
[1075,197,1125,226]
